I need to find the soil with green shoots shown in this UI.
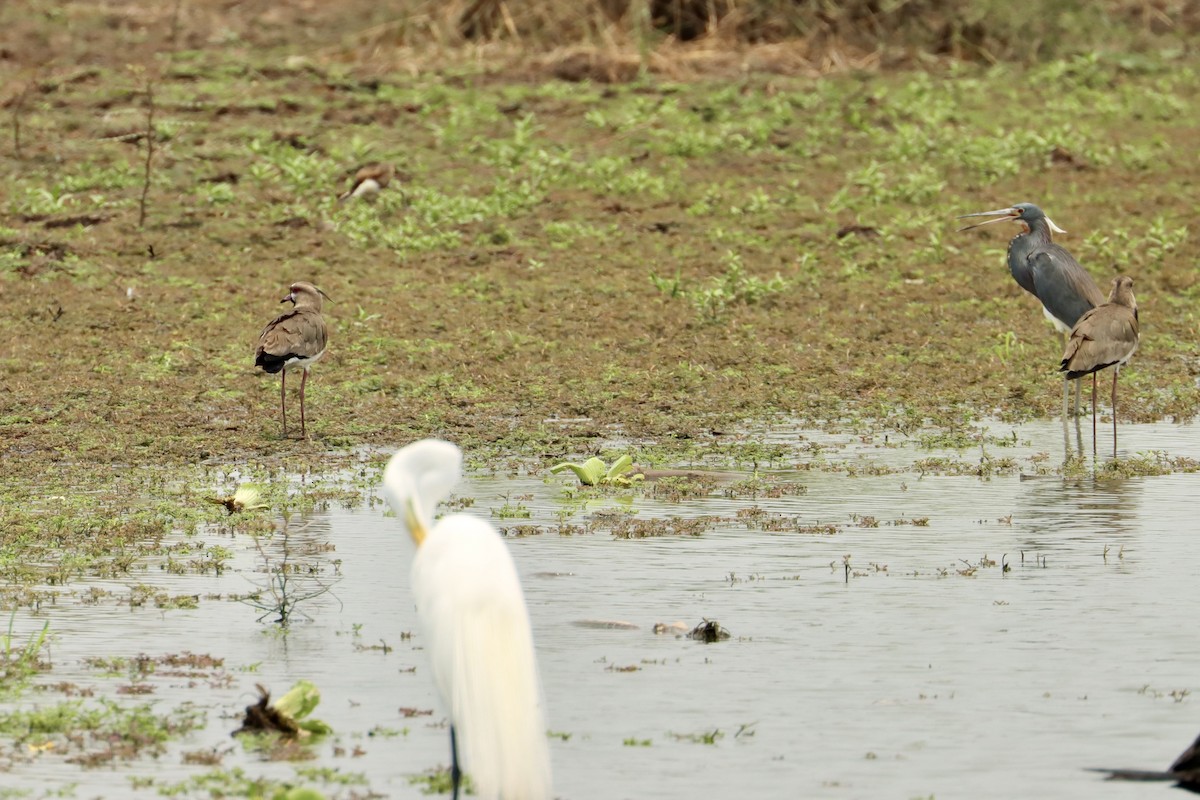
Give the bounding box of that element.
[4,8,1198,478]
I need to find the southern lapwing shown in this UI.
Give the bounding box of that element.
[1059,275,1139,455]
[255,282,330,439]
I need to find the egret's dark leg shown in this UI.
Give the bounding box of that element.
[279,370,288,438]
[449,724,462,800]
[1061,375,1069,421]
[299,368,309,439]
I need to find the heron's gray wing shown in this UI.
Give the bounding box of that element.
[1028,246,1106,329]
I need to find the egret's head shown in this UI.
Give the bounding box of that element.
[956,202,1066,235]
[382,439,465,548]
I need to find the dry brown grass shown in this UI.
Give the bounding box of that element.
[3,0,1196,83]
[337,0,1200,79]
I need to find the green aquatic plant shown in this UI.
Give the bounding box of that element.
[409,768,473,796]
[272,788,327,800]
[0,613,49,696]
[272,681,332,737]
[208,484,270,515]
[152,766,351,798]
[0,697,205,764]
[549,455,644,487]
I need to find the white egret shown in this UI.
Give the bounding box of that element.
[382,439,552,800]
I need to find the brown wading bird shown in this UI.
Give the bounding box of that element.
[1059,276,1139,455]
[1093,728,1200,793]
[337,162,394,203]
[255,282,330,438]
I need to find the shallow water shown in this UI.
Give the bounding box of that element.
[7,420,1200,798]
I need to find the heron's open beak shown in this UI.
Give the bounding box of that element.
[404,498,427,546]
[280,292,295,305]
[955,207,1019,232]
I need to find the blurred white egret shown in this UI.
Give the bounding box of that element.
[382,439,552,800]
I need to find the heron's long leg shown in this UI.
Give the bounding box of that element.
[1074,377,1082,417]
[1091,374,1097,455]
[280,370,288,438]
[1056,332,1080,418]
[1112,367,1119,458]
[450,725,462,800]
[299,368,309,439]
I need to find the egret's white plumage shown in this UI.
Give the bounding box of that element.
[383,439,552,800]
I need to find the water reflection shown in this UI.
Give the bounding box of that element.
[1016,472,1143,541]
[1062,412,1085,460]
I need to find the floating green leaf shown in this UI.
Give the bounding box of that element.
[208,484,270,514]
[550,455,644,487]
[273,680,332,736]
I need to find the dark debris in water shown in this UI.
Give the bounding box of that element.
[689,620,732,643]
[232,684,300,738]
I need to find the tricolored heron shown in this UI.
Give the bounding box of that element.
[1060,276,1139,456]
[957,203,1106,419]
[254,281,330,439]
[382,439,553,800]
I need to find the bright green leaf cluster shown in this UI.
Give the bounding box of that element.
[550,455,644,487]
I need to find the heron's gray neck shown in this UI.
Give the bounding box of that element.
[1007,221,1052,260]
[1023,219,1054,246]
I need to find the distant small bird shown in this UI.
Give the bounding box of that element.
[1093,727,1200,793]
[957,202,1106,419]
[337,162,395,203]
[1060,275,1139,454]
[255,282,330,439]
